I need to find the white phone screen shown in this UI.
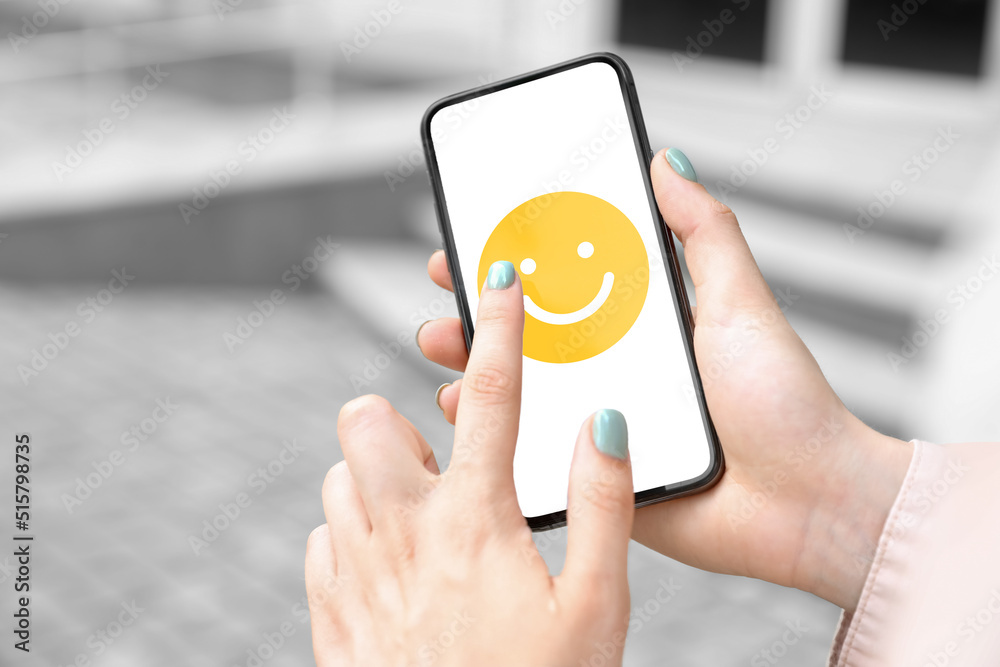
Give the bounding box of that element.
[428,60,714,521]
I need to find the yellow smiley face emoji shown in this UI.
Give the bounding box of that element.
[478,191,649,363]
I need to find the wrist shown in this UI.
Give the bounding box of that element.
[792,413,913,611]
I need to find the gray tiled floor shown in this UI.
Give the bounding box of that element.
[1,284,839,666]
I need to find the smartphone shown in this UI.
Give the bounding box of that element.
[421,52,722,530]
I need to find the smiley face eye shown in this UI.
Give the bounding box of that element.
[520,258,536,275]
[577,241,594,259]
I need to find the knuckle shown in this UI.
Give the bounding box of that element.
[567,574,629,629]
[572,590,610,625]
[321,461,351,501]
[707,196,739,224]
[474,298,511,329]
[464,361,516,405]
[579,471,633,518]
[338,394,394,431]
[306,523,331,556]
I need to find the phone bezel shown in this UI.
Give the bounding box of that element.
[420,51,724,532]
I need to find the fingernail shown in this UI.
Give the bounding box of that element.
[434,383,450,413]
[416,320,430,353]
[592,409,628,460]
[664,147,698,183]
[486,260,515,290]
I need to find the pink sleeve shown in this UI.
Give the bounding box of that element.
[828,440,1000,666]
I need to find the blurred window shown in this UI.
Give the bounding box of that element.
[617,0,771,63]
[841,0,990,77]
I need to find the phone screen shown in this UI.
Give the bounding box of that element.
[427,59,716,523]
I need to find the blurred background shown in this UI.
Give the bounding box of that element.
[2,0,999,665]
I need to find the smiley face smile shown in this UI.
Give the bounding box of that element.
[523,272,614,326]
[478,191,649,363]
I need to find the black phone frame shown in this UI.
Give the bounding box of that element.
[420,52,724,532]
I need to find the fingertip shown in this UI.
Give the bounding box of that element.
[304,523,334,584]
[663,147,699,183]
[435,379,460,424]
[416,319,430,355]
[306,522,330,554]
[416,318,470,372]
[569,409,634,514]
[338,394,393,434]
[592,409,629,461]
[653,148,733,213]
[428,249,455,292]
[474,259,524,331]
[562,409,635,586]
[427,249,443,278]
[483,260,517,292]
[434,382,449,412]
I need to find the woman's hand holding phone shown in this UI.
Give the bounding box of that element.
[418,150,914,613]
[306,264,638,664]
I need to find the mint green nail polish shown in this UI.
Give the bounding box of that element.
[592,409,628,460]
[665,147,698,183]
[486,260,515,290]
